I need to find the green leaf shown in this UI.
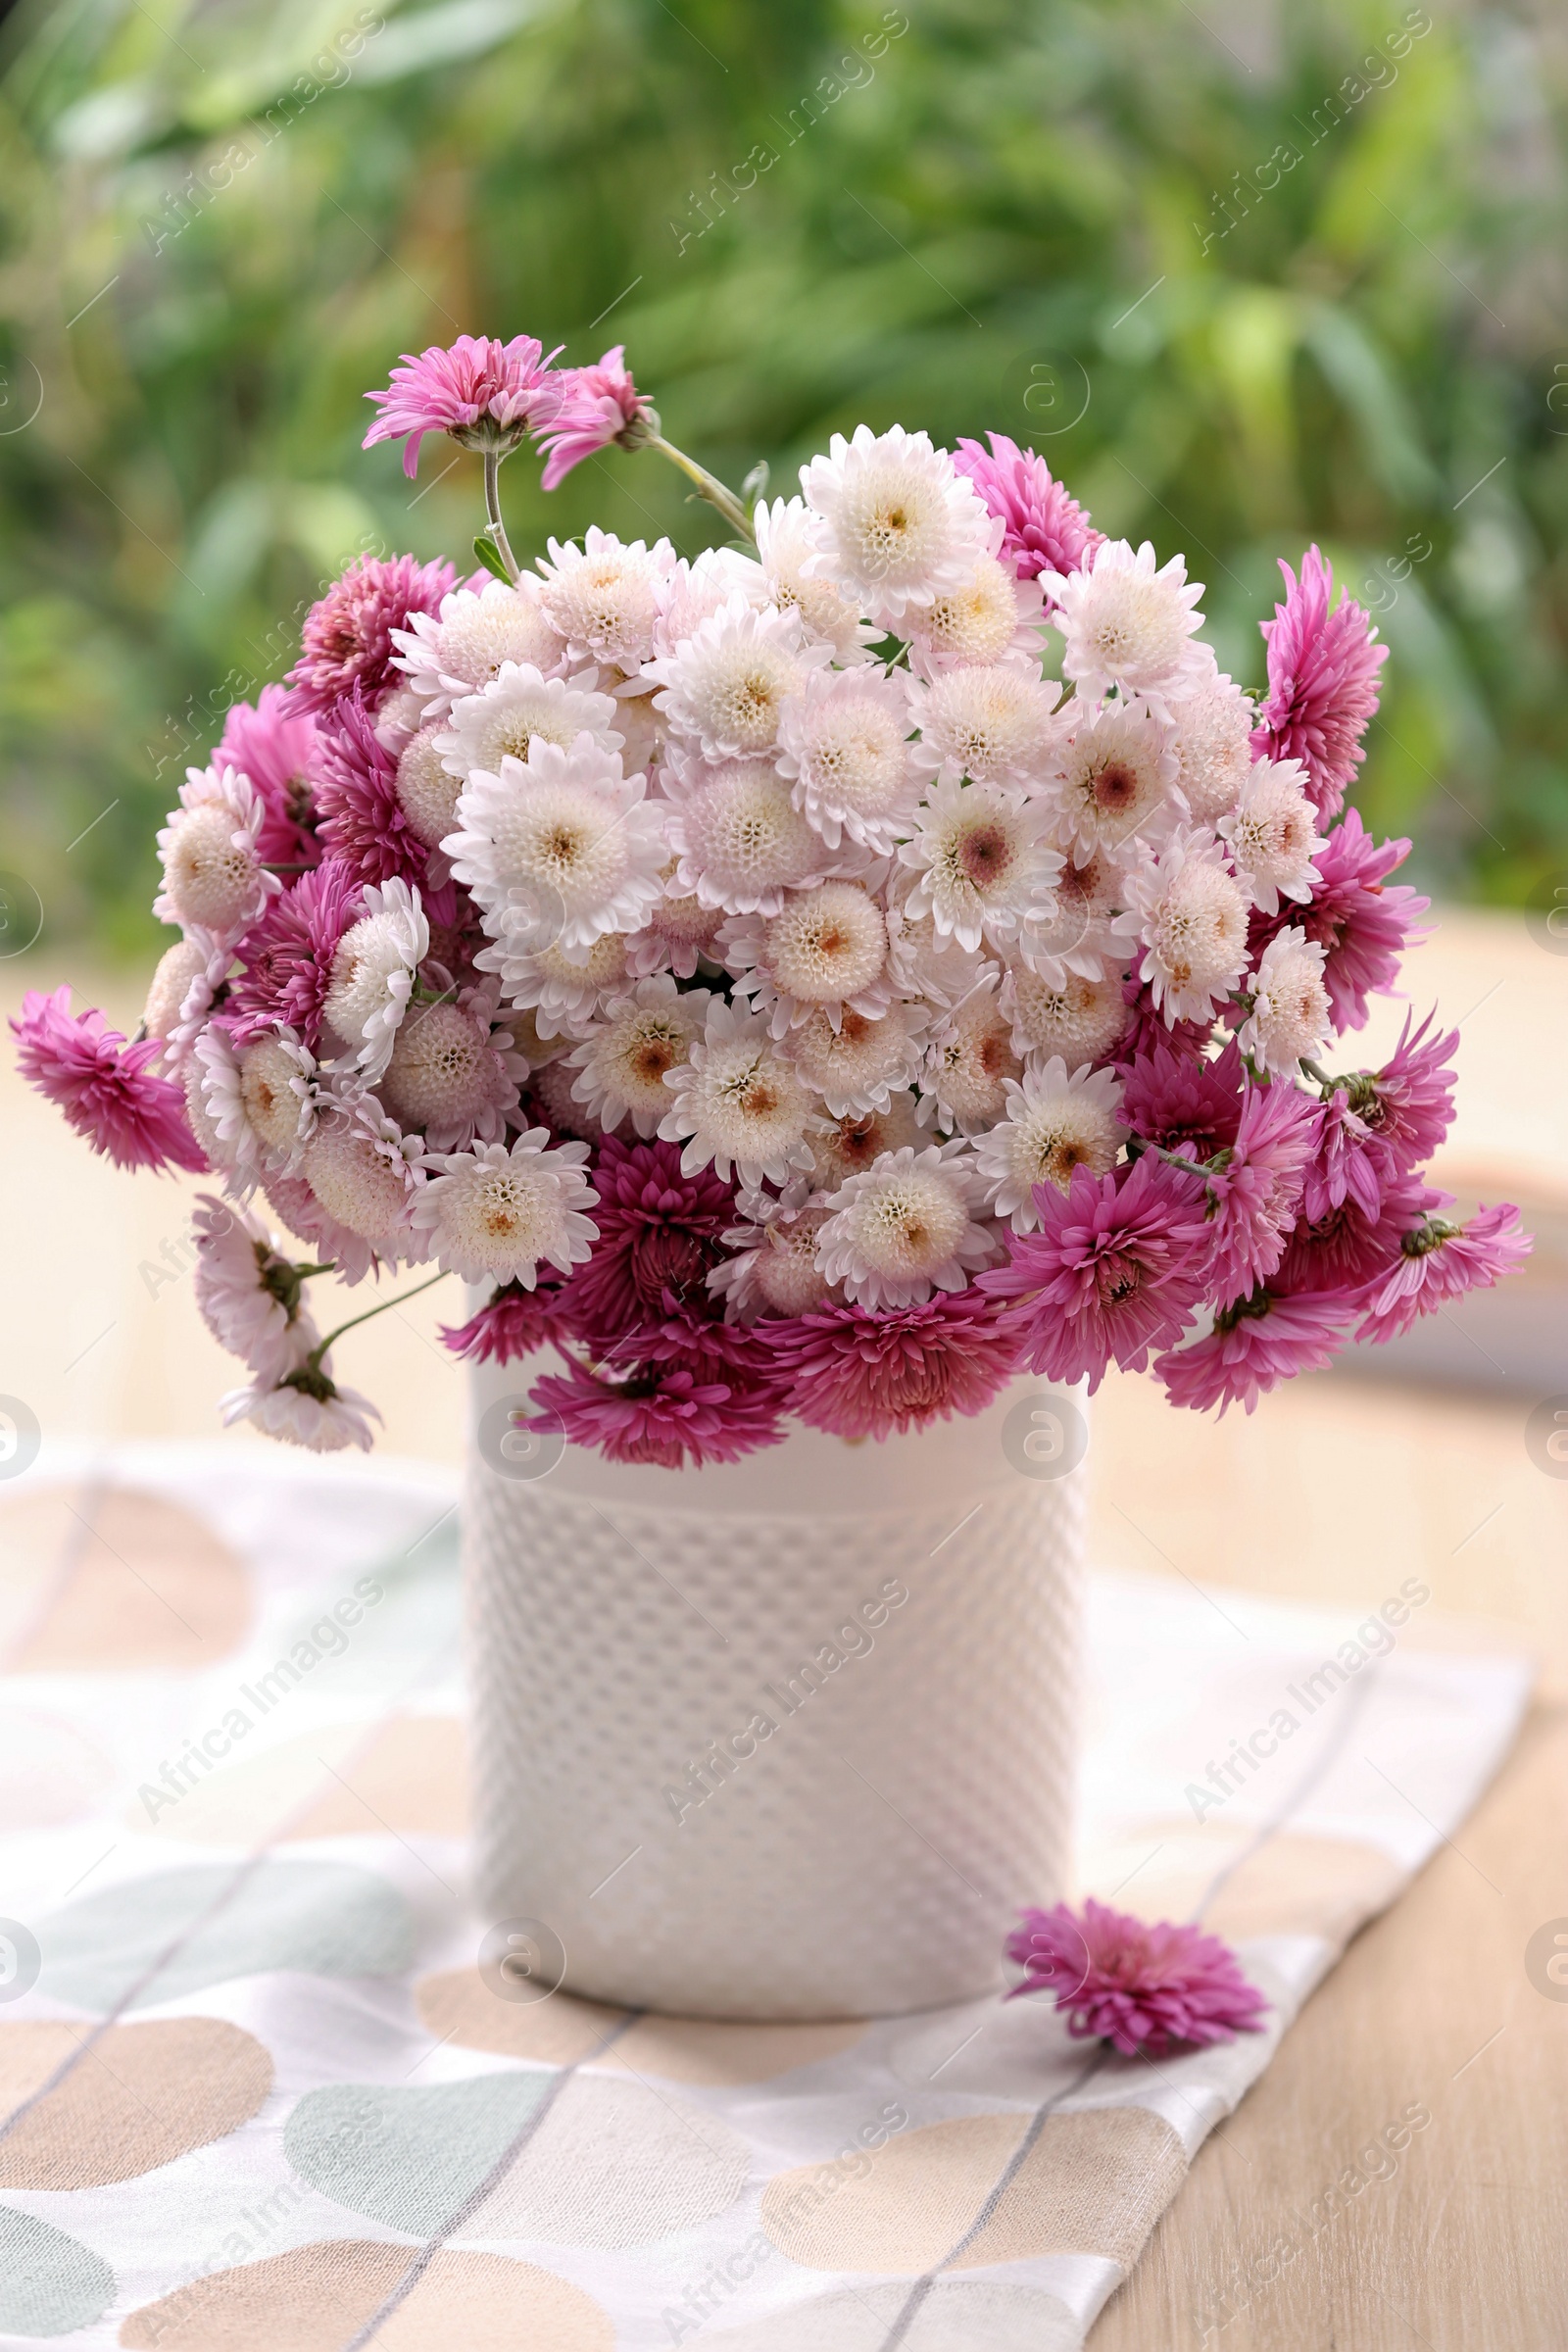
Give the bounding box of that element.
[472,531,511,583]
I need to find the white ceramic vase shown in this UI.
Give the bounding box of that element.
[465,1360,1086,2021]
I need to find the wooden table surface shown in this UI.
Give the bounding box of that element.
[5,907,1567,2348]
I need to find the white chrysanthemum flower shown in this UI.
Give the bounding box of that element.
[1112,828,1250,1025]
[483,931,630,1040]
[622,863,726,978]
[564,975,712,1137]
[143,927,229,1067]
[752,496,877,662]
[436,662,622,785]
[373,680,430,752]
[378,986,524,1152]
[908,549,1046,670]
[724,881,891,1036]
[1013,846,1126,986]
[658,1000,818,1187]
[393,579,565,714]
[1043,699,1181,863]
[785,1003,926,1118]
[196,1023,318,1182]
[301,1102,425,1250]
[155,764,274,937]
[181,1050,233,1171]
[973,1058,1126,1231]
[815,1142,997,1309]
[1164,653,1256,823]
[322,878,428,1080]
[445,738,668,962]
[644,594,826,763]
[192,1192,317,1378]
[413,1129,598,1285]
[662,756,835,915]
[906,663,1059,788]
[807,1091,924,1190]
[1238,929,1333,1078]
[535,527,678,668]
[883,891,998,1010]
[1217,756,1322,914]
[393,725,464,852]
[221,1324,381,1455]
[775,668,920,854]
[918,977,1023,1135]
[898,778,1064,956]
[651,546,769,659]
[999,965,1131,1070]
[710,1200,840,1320]
[1042,538,1206,718]
[799,424,993,625]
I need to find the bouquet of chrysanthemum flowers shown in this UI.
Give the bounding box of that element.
[15,333,1530,1463]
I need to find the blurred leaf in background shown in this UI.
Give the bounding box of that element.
[1,0,1565,959]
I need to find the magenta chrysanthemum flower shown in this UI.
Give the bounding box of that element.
[1117,973,1215,1065]
[1200,1081,1321,1305]
[1251,809,1428,1033]
[217,685,320,868]
[312,690,430,889]
[439,1274,577,1365]
[225,859,363,1049]
[1005,1898,1268,2056]
[952,432,1103,594]
[979,1154,1212,1391]
[1273,1171,1432,1298]
[1300,1016,1453,1227]
[363,334,564,478]
[1250,548,1389,820]
[1356,1202,1530,1345]
[767,1293,1021,1442]
[12,987,207,1174]
[568,1137,736,1344]
[535,346,654,491]
[530,1351,785,1468]
[287,554,456,715]
[1156,1287,1353,1415]
[1120,1039,1245,1160]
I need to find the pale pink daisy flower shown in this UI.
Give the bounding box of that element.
[649,547,768,662]
[1042,698,1180,864]
[907,546,1048,670]
[363,333,563,476]
[953,433,1104,590]
[1251,546,1388,819]
[974,1057,1126,1232]
[709,1200,840,1320]
[899,778,1065,958]
[221,1322,381,1453]
[752,495,878,662]
[1237,929,1332,1078]
[799,423,994,626]
[445,739,668,962]
[378,984,525,1152]
[1355,1202,1530,1345]
[770,1291,1021,1440]
[1218,757,1322,915]
[288,553,456,715]
[1042,538,1206,719]
[621,864,726,978]
[776,666,920,855]
[883,889,999,1010]
[391,725,463,855]
[141,927,230,1067]
[1162,650,1255,824]
[393,579,566,715]
[815,1141,997,1311]
[196,1021,318,1181]
[723,881,892,1037]
[535,528,678,669]
[1000,964,1131,1070]
[1006,1899,1267,2056]
[807,1091,924,1189]
[564,975,712,1137]
[191,1193,320,1378]
[300,1099,426,1252]
[1112,828,1251,1026]
[787,1003,927,1120]
[321,877,429,1079]
[918,976,1022,1135]
[534,344,656,489]
[645,593,826,763]
[906,662,1060,789]
[484,932,630,1041]
[658,1000,818,1188]
[661,755,835,916]
[1012,846,1125,988]
[436,662,622,782]
[155,764,275,939]
[413,1129,599,1285]
[13,987,208,1175]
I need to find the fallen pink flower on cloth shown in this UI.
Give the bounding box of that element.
[1005,1896,1270,2057]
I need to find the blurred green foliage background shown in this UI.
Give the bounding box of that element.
[1,0,1565,959]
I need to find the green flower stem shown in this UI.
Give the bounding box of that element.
[483,450,521,582]
[645,433,756,541]
[307,1268,452,1372]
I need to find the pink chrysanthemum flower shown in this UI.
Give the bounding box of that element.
[216,685,321,868]
[768,1292,1021,1442]
[1250,547,1389,820]
[979,1154,1212,1390]
[191,1192,322,1378]
[1200,1081,1321,1305]
[1005,1898,1268,2056]
[1157,1286,1353,1415]
[1299,1013,1455,1226]
[952,432,1103,596]
[1356,1202,1530,1345]
[1273,1172,1432,1299]
[221,1325,380,1453]
[1119,1039,1245,1160]
[439,1274,578,1365]
[1116,974,1216,1066]
[569,1136,737,1343]
[530,1351,785,1468]
[225,859,364,1050]
[363,333,564,478]
[1250,809,1428,1033]
[534,345,656,490]
[288,554,457,716]
[13,987,207,1174]
[312,689,432,889]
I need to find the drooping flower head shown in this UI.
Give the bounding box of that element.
[534,345,657,490]
[952,432,1104,592]
[1251,546,1388,819]
[191,1192,322,1378]
[1355,1202,1530,1346]
[12,988,207,1174]
[769,1291,1022,1441]
[1006,1899,1269,2057]
[364,333,564,476]
[1156,1287,1354,1415]
[221,1323,380,1453]
[288,554,457,716]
